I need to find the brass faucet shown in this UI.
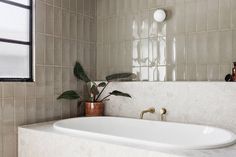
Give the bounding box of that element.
[140,107,155,119]
[160,108,167,121]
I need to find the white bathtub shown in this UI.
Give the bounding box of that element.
[53,117,236,150]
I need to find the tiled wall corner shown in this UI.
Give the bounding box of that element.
[0,0,96,157]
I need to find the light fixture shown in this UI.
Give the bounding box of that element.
[154,9,166,22]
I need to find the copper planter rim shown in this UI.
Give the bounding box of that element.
[85,101,104,117]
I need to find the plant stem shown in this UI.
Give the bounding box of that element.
[96,82,109,101]
[101,94,111,102]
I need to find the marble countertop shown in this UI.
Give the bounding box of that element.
[19,120,236,157]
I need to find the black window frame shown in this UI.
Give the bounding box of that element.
[0,0,33,82]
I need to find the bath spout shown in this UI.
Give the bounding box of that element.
[140,107,155,119]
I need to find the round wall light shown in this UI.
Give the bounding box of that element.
[154,9,166,22]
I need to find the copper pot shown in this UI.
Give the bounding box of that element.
[85,101,104,116]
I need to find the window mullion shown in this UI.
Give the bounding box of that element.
[0,0,30,9]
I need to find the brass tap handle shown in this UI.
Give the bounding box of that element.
[160,108,167,121]
[140,107,155,119]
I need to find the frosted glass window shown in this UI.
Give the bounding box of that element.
[8,0,29,5]
[0,0,32,81]
[0,42,29,78]
[0,2,29,41]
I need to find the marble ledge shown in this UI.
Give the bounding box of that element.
[18,120,236,157]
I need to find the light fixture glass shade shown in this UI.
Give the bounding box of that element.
[154,9,166,22]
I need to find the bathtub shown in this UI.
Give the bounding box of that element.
[53,117,236,150]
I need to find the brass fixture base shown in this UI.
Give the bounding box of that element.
[160,108,167,121]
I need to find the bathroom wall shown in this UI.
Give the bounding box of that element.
[96,0,236,81]
[0,0,96,157]
[102,82,236,132]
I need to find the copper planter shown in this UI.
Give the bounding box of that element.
[85,101,104,116]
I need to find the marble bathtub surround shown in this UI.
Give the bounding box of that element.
[96,0,236,81]
[19,122,236,157]
[100,82,236,133]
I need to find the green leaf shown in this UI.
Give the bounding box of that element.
[57,90,80,100]
[73,62,90,82]
[106,73,136,82]
[90,84,99,96]
[98,82,107,87]
[109,90,131,98]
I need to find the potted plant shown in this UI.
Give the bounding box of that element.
[57,61,136,116]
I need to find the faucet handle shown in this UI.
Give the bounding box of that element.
[160,108,167,121]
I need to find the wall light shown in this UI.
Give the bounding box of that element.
[154,9,166,22]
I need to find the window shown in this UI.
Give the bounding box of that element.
[0,0,33,82]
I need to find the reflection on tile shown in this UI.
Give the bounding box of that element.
[140,67,149,81]
[176,64,187,81]
[157,66,167,81]
[167,65,176,81]
[96,0,235,81]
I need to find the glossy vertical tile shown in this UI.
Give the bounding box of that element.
[46,5,54,35]
[45,35,54,65]
[70,0,77,12]
[70,13,77,40]
[54,7,62,36]
[219,0,231,29]
[62,10,70,38]
[186,33,197,64]
[207,31,219,64]
[219,31,232,64]
[196,65,207,81]
[196,0,207,31]
[207,65,220,81]
[231,0,236,28]
[35,33,45,65]
[96,0,236,81]
[14,98,26,132]
[36,0,45,33]
[54,37,62,66]
[196,32,207,64]
[185,1,196,32]
[207,0,219,30]
[77,0,84,14]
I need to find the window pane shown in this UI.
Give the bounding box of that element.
[0,2,29,41]
[7,0,29,6]
[0,42,29,78]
